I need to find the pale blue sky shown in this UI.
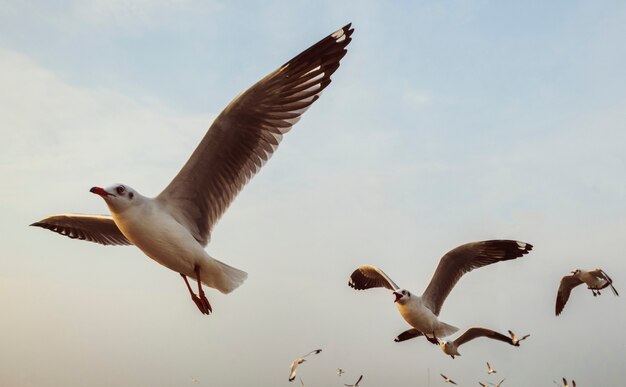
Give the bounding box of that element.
[1,1,625,386]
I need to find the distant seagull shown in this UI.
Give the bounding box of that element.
[439,327,517,359]
[478,383,489,387]
[507,330,530,346]
[344,375,363,387]
[559,377,577,387]
[486,362,496,374]
[337,368,345,376]
[556,268,619,315]
[30,24,354,315]
[350,240,533,343]
[191,378,199,383]
[289,349,322,382]
[494,378,505,387]
[440,373,457,385]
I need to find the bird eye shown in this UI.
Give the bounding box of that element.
[402,290,406,295]
[129,192,134,199]
[116,186,125,195]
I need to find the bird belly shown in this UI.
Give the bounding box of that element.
[397,298,458,337]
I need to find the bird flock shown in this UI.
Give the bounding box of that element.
[28,23,620,386]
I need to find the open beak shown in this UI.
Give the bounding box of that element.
[90,186,112,197]
[393,292,402,303]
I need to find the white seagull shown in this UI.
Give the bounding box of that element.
[337,368,345,376]
[344,374,363,387]
[440,373,457,385]
[289,349,322,382]
[486,362,496,374]
[507,330,530,346]
[349,240,533,343]
[494,378,505,387]
[556,268,619,315]
[439,328,516,359]
[30,24,354,315]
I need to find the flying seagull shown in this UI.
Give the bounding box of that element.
[486,362,496,374]
[556,268,619,315]
[559,377,576,387]
[494,378,505,387]
[289,349,322,382]
[507,330,530,346]
[440,373,457,385]
[350,240,533,343]
[439,328,517,359]
[337,368,345,376]
[30,24,354,315]
[478,383,488,387]
[344,374,363,387]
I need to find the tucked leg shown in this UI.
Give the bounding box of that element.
[181,273,210,315]
[195,266,212,314]
[426,331,439,345]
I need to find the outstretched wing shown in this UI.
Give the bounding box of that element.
[422,240,533,315]
[453,327,513,348]
[348,265,400,291]
[555,275,584,316]
[157,24,354,246]
[302,349,322,358]
[394,328,423,343]
[30,214,132,246]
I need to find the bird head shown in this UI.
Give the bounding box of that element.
[90,184,139,213]
[393,289,411,304]
[571,269,581,275]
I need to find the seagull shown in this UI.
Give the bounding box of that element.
[507,330,530,346]
[344,375,363,387]
[494,379,505,387]
[556,268,619,315]
[289,349,322,382]
[350,240,533,343]
[337,368,345,376]
[439,328,517,359]
[440,373,457,385]
[191,378,199,383]
[478,383,489,387]
[486,362,496,374]
[30,24,354,315]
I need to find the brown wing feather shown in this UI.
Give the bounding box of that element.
[30,214,132,246]
[157,24,354,246]
[348,265,400,291]
[453,327,513,347]
[422,240,533,315]
[555,275,584,315]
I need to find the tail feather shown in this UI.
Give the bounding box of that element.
[200,257,248,294]
[435,322,459,338]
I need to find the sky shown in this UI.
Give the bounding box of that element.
[1,1,625,386]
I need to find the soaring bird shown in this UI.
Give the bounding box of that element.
[289,349,322,382]
[556,268,619,315]
[440,373,457,385]
[349,240,533,343]
[507,330,530,346]
[494,378,506,387]
[486,362,496,374]
[344,375,363,387]
[337,368,345,376]
[30,24,354,315]
[439,328,517,359]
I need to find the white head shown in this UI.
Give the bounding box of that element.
[571,269,582,276]
[90,184,141,213]
[392,289,412,304]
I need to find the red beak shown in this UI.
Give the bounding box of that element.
[393,292,402,303]
[90,186,111,197]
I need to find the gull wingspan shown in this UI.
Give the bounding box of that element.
[453,327,513,348]
[30,214,132,246]
[157,24,354,246]
[555,275,584,315]
[348,265,400,291]
[422,240,533,316]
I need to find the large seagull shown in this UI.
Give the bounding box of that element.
[31,23,354,315]
[349,240,532,342]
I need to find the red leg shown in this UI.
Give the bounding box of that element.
[181,273,210,315]
[194,266,212,314]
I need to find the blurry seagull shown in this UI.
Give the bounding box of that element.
[486,362,496,374]
[507,330,530,346]
[344,375,363,387]
[440,373,457,385]
[439,328,516,359]
[478,383,489,387]
[30,24,354,315]
[289,349,322,382]
[556,268,619,315]
[337,368,345,376]
[494,379,506,387]
[350,240,533,343]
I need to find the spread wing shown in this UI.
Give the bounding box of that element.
[422,240,533,315]
[289,360,300,382]
[453,327,513,348]
[555,275,584,316]
[156,24,354,246]
[394,328,424,343]
[302,349,322,358]
[348,265,400,291]
[30,214,132,246]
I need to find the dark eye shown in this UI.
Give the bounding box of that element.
[116,186,125,195]
[402,290,406,295]
[129,192,134,199]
